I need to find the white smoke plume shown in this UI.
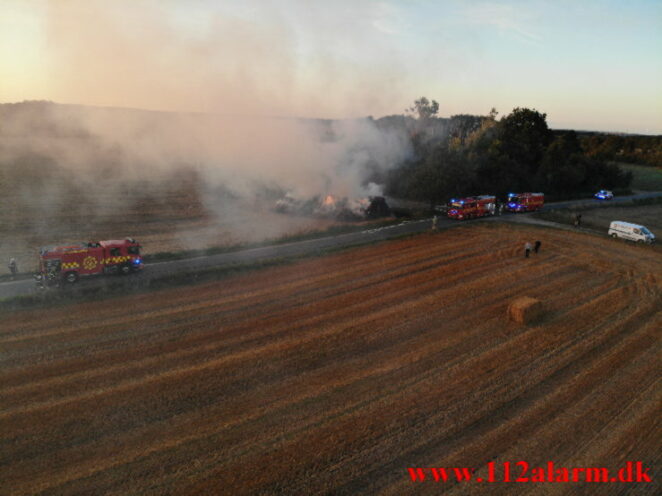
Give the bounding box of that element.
[0,0,416,265]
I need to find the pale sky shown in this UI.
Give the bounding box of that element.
[1,0,660,133]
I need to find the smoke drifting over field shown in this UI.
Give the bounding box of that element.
[28,0,412,197]
[0,101,412,265]
[0,100,411,199]
[0,0,417,264]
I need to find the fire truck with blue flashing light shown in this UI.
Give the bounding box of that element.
[506,192,544,212]
[35,238,143,287]
[447,195,496,220]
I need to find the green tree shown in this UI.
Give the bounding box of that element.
[536,133,586,195]
[405,145,475,206]
[448,114,483,145]
[407,97,439,121]
[497,107,553,173]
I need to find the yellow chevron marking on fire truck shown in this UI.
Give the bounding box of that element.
[61,262,80,269]
[101,256,130,265]
[83,256,98,270]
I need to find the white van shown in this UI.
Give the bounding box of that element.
[608,221,656,244]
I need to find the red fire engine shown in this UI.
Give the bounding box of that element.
[36,238,143,287]
[506,192,544,212]
[447,195,496,220]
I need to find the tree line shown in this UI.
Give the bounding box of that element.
[375,99,634,206]
[578,133,662,168]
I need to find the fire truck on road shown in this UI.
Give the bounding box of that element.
[506,192,544,212]
[447,195,496,220]
[35,238,143,287]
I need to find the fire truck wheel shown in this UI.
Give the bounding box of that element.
[120,264,132,275]
[64,272,78,284]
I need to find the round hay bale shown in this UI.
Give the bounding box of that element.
[508,297,543,324]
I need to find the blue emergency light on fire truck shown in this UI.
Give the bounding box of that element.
[447,195,496,220]
[506,192,544,212]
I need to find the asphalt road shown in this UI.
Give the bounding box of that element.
[1,192,660,301]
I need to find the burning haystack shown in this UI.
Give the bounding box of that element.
[274,194,390,221]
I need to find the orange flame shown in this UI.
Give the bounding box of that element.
[322,195,336,207]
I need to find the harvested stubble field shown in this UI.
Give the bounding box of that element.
[1,225,660,495]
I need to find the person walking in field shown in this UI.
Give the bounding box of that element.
[534,240,541,254]
[524,242,532,258]
[8,258,17,280]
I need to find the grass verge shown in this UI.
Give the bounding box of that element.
[617,163,662,191]
[534,195,662,225]
[142,218,406,263]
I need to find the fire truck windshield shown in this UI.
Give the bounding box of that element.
[128,246,140,255]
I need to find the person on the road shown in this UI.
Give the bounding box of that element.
[8,258,17,280]
[534,240,541,254]
[432,215,438,230]
[499,203,505,216]
[524,242,532,258]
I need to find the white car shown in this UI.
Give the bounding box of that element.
[594,190,614,200]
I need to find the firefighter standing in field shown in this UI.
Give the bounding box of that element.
[524,242,532,258]
[534,240,542,254]
[8,258,17,280]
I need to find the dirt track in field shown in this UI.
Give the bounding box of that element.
[1,224,660,495]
